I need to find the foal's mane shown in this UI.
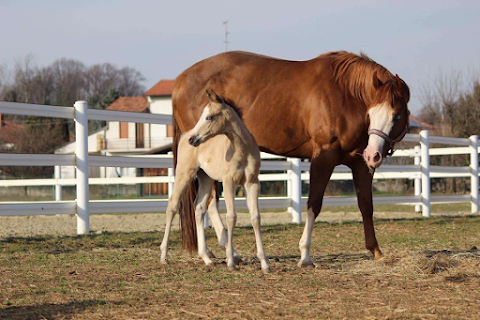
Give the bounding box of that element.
[324,51,395,106]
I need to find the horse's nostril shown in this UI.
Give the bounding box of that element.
[373,152,381,163]
[188,136,196,145]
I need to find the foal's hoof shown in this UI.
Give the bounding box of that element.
[233,255,243,265]
[204,264,214,272]
[160,259,168,265]
[262,268,271,275]
[228,265,240,272]
[298,260,316,268]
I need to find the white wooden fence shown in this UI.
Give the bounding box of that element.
[0,100,478,235]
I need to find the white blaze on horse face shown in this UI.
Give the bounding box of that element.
[364,103,394,167]
[191,105,211,136]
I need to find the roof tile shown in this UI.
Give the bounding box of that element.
[145,79,175,96]
[105,97,149,112]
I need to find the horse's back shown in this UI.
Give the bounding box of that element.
[173,51,326,157]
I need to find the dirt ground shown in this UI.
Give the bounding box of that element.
[0,210,436,238]
[1,215,480,319]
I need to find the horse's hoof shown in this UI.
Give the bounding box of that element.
[160,259,168,265]
[262,268,271,274]
[373,249,384,260]
[298,260,315,268]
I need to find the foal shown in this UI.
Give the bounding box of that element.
[160,89,270,272]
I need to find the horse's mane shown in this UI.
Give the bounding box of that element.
[323,51,396,106]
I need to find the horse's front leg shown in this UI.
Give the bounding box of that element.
[222,178,238,270]
[348,158,383,259]
[298,154,335,268]
[244,178,270,273]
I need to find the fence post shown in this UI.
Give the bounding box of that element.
[289,157,302,224]
[74,100,90,235]
[414,146,421,212]
[55,165,62,201]
[470,135,479,213]
[420,130,430,217]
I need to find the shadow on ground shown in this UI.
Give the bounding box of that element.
[0,299,114,320]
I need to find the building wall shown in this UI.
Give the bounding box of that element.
[56,95,174,179]
[148,95,172,142]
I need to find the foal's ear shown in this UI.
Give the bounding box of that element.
[206,89,214,102]
[206,89,224,104]
[372,71,383,89]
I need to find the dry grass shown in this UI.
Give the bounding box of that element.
[1,216,480,319]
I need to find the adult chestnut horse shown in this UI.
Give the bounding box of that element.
[172,51,410,267]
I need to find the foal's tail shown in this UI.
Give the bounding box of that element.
[173,115,198,253]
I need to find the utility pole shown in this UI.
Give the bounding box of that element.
[223,20,229,52]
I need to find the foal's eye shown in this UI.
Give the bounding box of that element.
[393,113,401,121]
[206,116,213,121]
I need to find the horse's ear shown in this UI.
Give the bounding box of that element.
[372,71,383,89]
[394,74,402,90]
[394,74,410,102]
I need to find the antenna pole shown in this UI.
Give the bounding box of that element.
[223,21,229,52]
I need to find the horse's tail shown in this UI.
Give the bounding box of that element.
[172,113,198,253]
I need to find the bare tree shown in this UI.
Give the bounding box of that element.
[0,54,147,178]
[84,63,145,109]
[418,70,463,137]
[418,70,480,194]
[50,58,86,106]
[116,66,145,96]
[11,55,38,104]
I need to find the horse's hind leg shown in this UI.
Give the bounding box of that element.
[195,170,215,266]
[160,166,197,264]
[207,185,242,264]
[244,179,270,272]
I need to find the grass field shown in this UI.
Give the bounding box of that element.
[1,215,480,319]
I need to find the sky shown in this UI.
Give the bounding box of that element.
[1,0,479,114]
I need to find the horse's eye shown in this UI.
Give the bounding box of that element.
[393,113,401,121]
[206,116,213,121]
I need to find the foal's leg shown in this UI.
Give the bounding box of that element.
[244,178,270,272]
[348,158,383,259]
[223,178,238,270]
[206,187,227,248]
[194,171,215,266]
[160,167,198,264]
[298,154,335,268]
[207,186,242,264]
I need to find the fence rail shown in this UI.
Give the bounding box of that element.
[0,100,479,234]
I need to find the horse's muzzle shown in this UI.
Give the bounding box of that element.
[188,135,202,147]
[363,148,383,168]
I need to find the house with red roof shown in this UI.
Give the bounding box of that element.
[56,80,176,185]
